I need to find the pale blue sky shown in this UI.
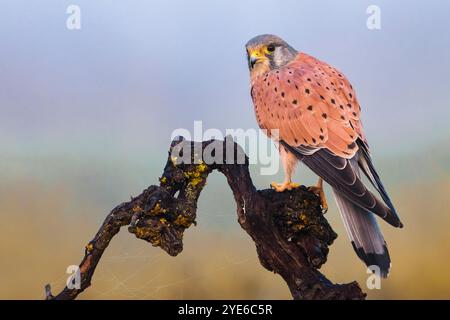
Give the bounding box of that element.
[1,1,449,208]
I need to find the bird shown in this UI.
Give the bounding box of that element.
[245,34,403,277]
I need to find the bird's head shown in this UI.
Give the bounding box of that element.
[245,34,297,78]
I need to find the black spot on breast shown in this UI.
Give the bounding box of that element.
[295,84,299,90]
[352,112,357,116]
[294,138,299,144]
[292,100,298,105]
[307,78,311,82]
[339,105,344,110]
[341,116,345,120]
[330,99,336,104]
[348,142,356,149]
[312,138,317,143]
[322,113,328,119]
[319,135,325,141]
[287,79,291,84]
[347,103,352,108]
[305,89,310,94]
[307,105,313,111]
[349,93,353,98]
[274,87,278,92]
[281,92,285,97]
[320,95,325,100]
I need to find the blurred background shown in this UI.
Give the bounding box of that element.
[1,0,449,299]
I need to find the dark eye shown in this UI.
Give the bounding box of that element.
[267,45,275,53]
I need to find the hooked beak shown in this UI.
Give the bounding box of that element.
[248,49,265,69]
[250,55,259,69]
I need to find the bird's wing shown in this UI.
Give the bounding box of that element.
[251,53,402,227]
[251,52,364,158]
[283,144,402,227]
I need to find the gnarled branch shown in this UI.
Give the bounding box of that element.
[45,138,365,300]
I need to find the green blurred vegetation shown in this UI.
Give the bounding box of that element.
[1,147,449,299]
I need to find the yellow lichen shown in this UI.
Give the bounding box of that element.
[174,215,191,228]
[299,213,307,223]
[149,202,168,215]
[134,227,161,246]
[160,176,167,184]
[183,162,209,187]
[85,242,94,253]
[135,227,147,238]
[197,161,208,172]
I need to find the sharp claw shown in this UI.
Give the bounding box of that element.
[308,185,328,214]
[271,182,300,192]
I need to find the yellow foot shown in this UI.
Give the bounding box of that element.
[271,181,300,192]
[308,185,328,213]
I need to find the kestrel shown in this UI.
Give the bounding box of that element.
[246,34,403,277]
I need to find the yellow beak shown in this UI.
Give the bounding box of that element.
[248,48,267,68]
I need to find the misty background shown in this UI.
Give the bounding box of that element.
[1,0,449,299]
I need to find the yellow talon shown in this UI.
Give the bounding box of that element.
[308,178,328,213]
[271,181,301,192]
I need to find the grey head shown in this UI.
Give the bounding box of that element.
[245,34,298,74]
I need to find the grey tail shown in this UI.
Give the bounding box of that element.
[333,188,391,278]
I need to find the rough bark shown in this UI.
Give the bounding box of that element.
[45,137,366,300]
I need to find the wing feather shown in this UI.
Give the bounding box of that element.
[251,53,361,157]
[251,52,402,228]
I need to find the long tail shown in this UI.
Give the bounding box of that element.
[281,140,400,276]
[333,189,391,278]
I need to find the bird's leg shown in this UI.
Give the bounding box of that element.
[308,177,328,213]
[271,179,300,192]
[271,147,300,192]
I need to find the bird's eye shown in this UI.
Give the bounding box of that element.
[266,45,276,54]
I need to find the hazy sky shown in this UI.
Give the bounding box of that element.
[1,0,450,203]
[2,0,450,155]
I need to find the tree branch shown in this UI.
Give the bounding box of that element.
[45,138,366,300]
